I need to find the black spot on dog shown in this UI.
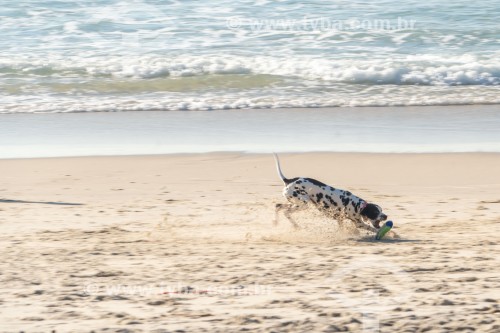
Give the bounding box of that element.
[305,178,328,188]
[286,177,300,185]
[329,186,335,191]
[346,191,352,196]
[293,192,298,197]
[316,193,324,201]
[341,196,350,207]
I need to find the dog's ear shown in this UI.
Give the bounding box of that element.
[361,203,380,220]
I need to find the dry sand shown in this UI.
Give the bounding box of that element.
[0,153,499,332]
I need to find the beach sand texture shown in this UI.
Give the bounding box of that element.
[0,153,499,332]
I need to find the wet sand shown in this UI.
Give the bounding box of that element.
[2,105,500,158]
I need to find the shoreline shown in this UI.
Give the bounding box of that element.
[1,150,500,161]
[2,103,500,115]
[1,105,500,158]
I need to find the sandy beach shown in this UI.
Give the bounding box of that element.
[0,152,499,332]
[2,0,499,331]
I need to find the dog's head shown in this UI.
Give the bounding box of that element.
[360,203,387,229]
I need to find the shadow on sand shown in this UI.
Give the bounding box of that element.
[0,199,84,206]
[356,236,427,244]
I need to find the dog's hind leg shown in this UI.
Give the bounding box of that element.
[274,203,285,226]
[274,203,305,229]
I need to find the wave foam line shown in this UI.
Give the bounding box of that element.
[1,54,499,86]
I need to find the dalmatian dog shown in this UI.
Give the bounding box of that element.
[273,154,392,235]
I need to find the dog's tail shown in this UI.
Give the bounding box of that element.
[273,153,290,185]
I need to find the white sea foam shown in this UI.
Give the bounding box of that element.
[1,52,499,113]
[2,86,500,114]
[1,54,499,85]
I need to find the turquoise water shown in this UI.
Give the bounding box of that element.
[1,0,499,113]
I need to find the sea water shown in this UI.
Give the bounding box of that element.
[1,0,499,113]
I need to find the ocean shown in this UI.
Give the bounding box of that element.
[0,1,499,157]
[1,0,499,113]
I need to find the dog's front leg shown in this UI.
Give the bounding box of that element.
[353,219,400,238]
[352,218,378,234]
